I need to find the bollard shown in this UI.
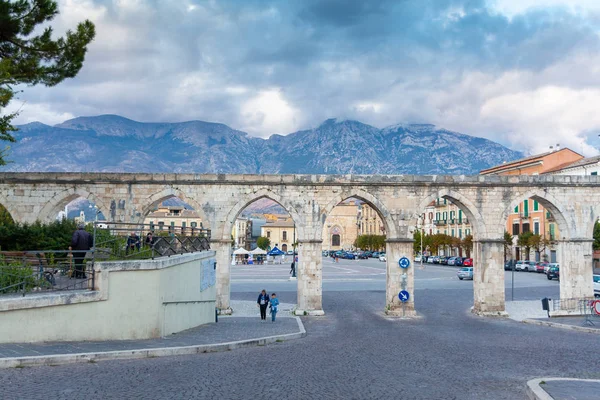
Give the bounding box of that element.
[215,308,218,323]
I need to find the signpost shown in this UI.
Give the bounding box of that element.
[399,257,410,269]
[398,256,411,317]
[398,290,410,302]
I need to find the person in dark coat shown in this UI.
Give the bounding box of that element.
[256,289,270,321]
[69,223,93,279]
[126,232,141,255]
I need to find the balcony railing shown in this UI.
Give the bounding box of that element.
[434,220,447,226]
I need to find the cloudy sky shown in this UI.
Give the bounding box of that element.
[9,0,600,155]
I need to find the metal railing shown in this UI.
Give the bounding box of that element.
[549,297,596,314]
[0,222,211,297]
[0,250,94,296]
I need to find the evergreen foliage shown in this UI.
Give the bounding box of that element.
[354,234,386,251]
[0,0,95,165]
[256,236,270,250]
[0,218,79,250]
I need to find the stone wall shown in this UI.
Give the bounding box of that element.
[0,252,216,343]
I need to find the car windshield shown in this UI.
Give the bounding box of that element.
[460,268,469,271]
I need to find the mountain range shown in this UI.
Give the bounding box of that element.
[4,115,523,174]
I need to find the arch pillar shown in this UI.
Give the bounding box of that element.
[472,239,507,317]
[212,239,233,315]
[558,239,594,302]
[294,239,324,316]
[385,238,417,317]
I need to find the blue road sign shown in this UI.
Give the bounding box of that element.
[398,290,410,302]
[398,257,410,269]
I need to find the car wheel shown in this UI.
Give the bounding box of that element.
[458,277,463,280]
[547,275,552,280]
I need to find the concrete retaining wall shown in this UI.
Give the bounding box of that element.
[0,252,216,343]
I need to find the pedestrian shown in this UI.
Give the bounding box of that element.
[126,231,140,255]
[270,293,279,322]
[145,232,155,247]
[290,261,296,277]
[69,222,93,279]
[257,289,270,321]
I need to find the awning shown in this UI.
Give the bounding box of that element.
[233,248,249,255]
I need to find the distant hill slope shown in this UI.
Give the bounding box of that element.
[5,115,522,174]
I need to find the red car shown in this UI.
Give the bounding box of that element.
[463,258,473,267]
[535,262,548,273]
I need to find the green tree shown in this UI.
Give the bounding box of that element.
[517,231,534,260]
[461,234,473,258]
[503,231,513,263]
[0,203,13,225]
[0,0,96,165]
[256,236,270,250]
[594,221,600,251]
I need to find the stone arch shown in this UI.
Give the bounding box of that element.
[38,188,109,223]
[140,187,210,229]
[416,188,488,238]
[321,189,396,239]
[221,188,305,242]
[500,189,571,240]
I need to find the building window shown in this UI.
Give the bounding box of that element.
[436,212,440,221]
[592,172,598,176]
[267,231,271,238]
[523,200,529,217]
[512,223,520,236]
[549,223,555,240]
[429,212,433,220]
[158,221,164,231]
[149,221,154,230]
[191,222,197,228]
[332,234,341,246]
[282,244,288,252]
[181,221,186,234]
[169,221,175,234]
[522,222,530,233]
[533,200,539,211]
[451,229,455,237]
[283,231,287,241]
[459,229,462,238]
[444,198,447,205]
[465,229,470,236]
[458,210,463,223]
[534,221,540,235]
[514,205,519,214]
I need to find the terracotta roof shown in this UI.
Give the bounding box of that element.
[544,155,600,173]
[480,148,583,174]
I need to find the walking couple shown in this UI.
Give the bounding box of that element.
[257,289,279,322]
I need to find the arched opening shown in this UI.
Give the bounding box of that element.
[224,195,299,317]
[500,192,571,304]
[58,197,107,223]
[415,196,476,266]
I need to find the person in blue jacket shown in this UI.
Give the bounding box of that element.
[269,293,280,322]
[257,289,270,321]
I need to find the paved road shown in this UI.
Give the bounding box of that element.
[0,258,580,399]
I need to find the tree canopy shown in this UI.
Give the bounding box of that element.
[256,236,270,250]
[0,0,95,165]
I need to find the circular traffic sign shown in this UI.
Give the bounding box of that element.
[398,290,410,302]
[593,300,600,315]
[398,257,410,269]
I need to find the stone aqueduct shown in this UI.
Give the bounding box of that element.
[0,172,598,316]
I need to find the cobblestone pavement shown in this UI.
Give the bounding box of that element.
[0,317,299,359]
[0,287,597,399]
[541,380,600,400]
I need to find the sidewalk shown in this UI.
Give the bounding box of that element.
[527,378,600,400]
[0,301,304,368]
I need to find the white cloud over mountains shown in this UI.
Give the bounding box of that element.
[9,0,600,155]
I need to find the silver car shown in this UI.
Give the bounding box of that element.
[457,267,473,280]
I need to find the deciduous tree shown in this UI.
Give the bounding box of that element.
[0,0,96,165]
[256,236,270,250]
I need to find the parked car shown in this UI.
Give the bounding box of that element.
[547,266,560,280]
[535,262,548,273]
[427,256,435,263]
[378,253,387,262]
[457,267,474,280]
[357,252,369,259]
[525,261,538,272]
[372,252,381,258]
[504,260,514,271]
[544,263,557,274]
[363,251,373,258]
[414,255,422,262]
[440,256,449,265]
[454,257,463,266]
[462,258,473,267]
[344,252,356,260]
[515,260,527,271]
[432,256,441,264]
[594,275,600,298]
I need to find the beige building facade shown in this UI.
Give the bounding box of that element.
[261,219,297,253]
[323,200,361,251]
[144,203,203,234]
